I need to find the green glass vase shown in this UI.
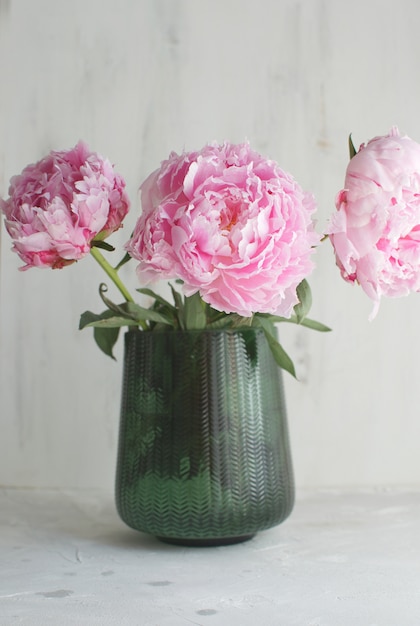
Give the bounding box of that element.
[115,328,294,546]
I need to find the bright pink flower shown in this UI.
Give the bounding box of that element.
[1,141,129,269]
[328,127,420,317]
[127,142,319,317]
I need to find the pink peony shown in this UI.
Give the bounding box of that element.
[126,142,319,317]
[0,141,129,270]
[328,127,420,317]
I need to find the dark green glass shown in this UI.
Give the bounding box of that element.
[115,328,294,546]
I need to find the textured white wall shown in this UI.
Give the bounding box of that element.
[0,0,419,489]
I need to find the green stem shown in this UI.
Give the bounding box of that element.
[90,247,134,303]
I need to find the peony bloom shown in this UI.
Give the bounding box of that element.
[328,127,420,317]
[0,141,129,270]
[126,142,319,317]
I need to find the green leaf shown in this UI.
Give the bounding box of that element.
[257,313,331,332]
[170,284,185,329]
[293,279,312,323]
[151,322,175,332]
[206,316,234,329]
[79,310,140,329]
[184,292,207,330]
[98,284,137,319]
[240,328,258,366]
[136,288,176,311]
[79,310,112,330]
[152,302,179,327]
[254,316,296,378]
[89,317,140,328]
[114,251,132,271]
[257,314,290,324]
[298,318,331,332]
[230,314,254,328]
[124,301,175,325]
[98,284,174,326]
[348,133,357,159]
[90,240,115,252]
[93,326,120,359]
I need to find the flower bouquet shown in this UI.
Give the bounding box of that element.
[0,139,332,376]
[1,129,419,544]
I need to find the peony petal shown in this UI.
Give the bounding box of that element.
[328,127,420,308]
[127,141,319,316]
[0,142,129,269]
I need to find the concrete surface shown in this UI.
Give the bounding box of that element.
[2,487,420,625]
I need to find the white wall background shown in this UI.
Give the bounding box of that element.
[0,0,419,490]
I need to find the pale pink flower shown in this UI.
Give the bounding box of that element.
[1,141,129,269]
[328,127,420,317]
[126,142,319,317]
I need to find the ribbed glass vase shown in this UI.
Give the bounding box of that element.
[115,328,294,546]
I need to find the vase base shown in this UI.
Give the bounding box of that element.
[157,534,255,547]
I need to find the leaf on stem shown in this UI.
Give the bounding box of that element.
[296,318,331,332]
[349,134,357,159]
[294,279,312,323]
[94,326,120,359]
[170,284,185,329]
[114,251,132,271]
[258,313,331,332]
[90,240,115,252]
[206,316,234,329]
[99,283,137,319]
[98,283,174,326]
[125,301,175,325]
[136,287,176,311]
[184,292,207,330]
[254,316,296,378]
[79,310,139,329]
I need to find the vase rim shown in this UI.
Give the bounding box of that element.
[126,327,264,336]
